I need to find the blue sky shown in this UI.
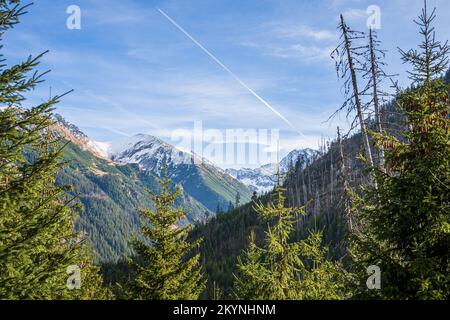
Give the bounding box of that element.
[5,0,450,168]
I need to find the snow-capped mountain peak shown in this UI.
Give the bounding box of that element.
[105,134,161,157]
[52,117,253,212]
[53,114,312,201]
[103,134,195,175]
[225,148,319,194]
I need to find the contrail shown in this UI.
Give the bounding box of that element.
[157,8,304,137]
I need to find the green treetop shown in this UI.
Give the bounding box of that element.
[0,0,109,300]
[127,176,206,299]
[350,2,450,300]
[233,171,350,300]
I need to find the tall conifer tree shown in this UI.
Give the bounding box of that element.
[127,176,205,299]
[233,171,349,300]
[351,1,450,299]
[0,0,109,300]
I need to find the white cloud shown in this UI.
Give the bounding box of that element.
[268,23,337,41]
[239,21,337,65]
[342,8,367,22]
[86,0,150,25]
[329,0,366,9]
[248,42,334,63]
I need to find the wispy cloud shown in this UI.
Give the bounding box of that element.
[242,41,334,63]
[341,8,367,22]
[267,44,335,62]
[85,0,149,25]
[157,8,302,136]
[238,19,337,65]
[266,22,337,41]
[328,0,366,10]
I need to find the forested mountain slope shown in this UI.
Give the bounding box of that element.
[57,141,208,262]
[190,135,378,298]
[107,133,252,212]
[189,83,437,298]
[53,117,252,262]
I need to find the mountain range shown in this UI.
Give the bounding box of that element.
[52,115,315,262]
[54,115,251,261]
[225,148,318,193]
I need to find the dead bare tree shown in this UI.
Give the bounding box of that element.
[361,28,395,172]
[331,15,375,172]
[337,127,353,232]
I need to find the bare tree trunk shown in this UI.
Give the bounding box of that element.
[301,172,307,205]
[369,29,386,172]
[330,145,334,205]
[307,169,311,198]
[341,15,375,170]
[337,127,353,231]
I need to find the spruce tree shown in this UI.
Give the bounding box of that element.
[351,2,450,299]
[127,176,205,300]
[233,172,349,300]
[251,191,258,203]
[0,0,109,300]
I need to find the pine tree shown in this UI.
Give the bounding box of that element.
[227,200,234,212]
[351,1,450,299]
[0,104,75,299]
[233,171,349,300]
[70,245,113,300]
[127,175,205,300]
[251,191,258,203]
[235,191,241,208]
[215,202,223,215]
[0,0,109,300]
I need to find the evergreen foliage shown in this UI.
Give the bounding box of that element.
[0,0,109,300]
[445,68,450,84]
[351,2,450,299]
[233,173,349,300]
[127,175,205,299]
